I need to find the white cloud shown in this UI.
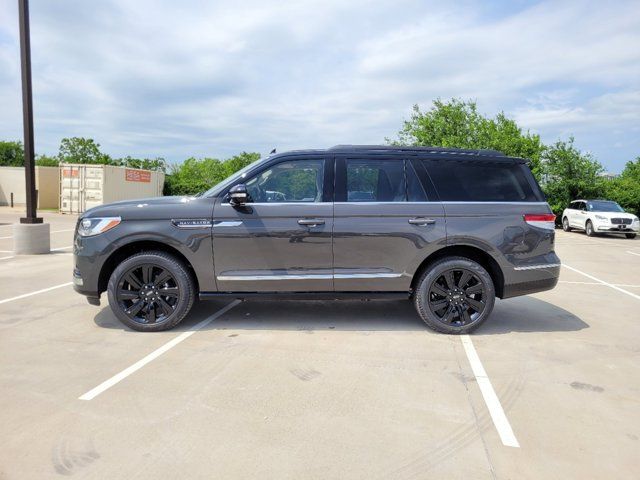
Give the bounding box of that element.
[0,0,639,170]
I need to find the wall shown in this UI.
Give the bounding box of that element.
[0,166,59,209]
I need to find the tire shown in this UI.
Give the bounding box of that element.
[626,233,637,239]
[107,251,195,332]
[585,220,594,237]
[562,217,571,232]
[413,257,495,334]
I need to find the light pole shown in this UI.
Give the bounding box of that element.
[18,0,40,224]
[14,0,50,253]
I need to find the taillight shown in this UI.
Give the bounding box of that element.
[524,213,555,230]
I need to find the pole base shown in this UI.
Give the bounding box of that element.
[20,217,44,224]
[13,222,50,254]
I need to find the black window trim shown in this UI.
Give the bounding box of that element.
[221,154,334,204]
[334,154,437,203]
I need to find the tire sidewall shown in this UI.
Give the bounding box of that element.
[562,217,570,231]
[107,251,195,332]
[586,221,593,236]
[414,257,495,334]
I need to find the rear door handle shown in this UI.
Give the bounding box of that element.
[298,218,325,227]
[408,218,436,226]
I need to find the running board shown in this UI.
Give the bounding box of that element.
[199,291,411,301]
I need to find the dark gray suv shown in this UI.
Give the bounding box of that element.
[73,145,560,334]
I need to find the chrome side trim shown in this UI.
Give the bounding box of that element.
[213,221,243,227]
[334,273,402,279]
[217,273,403,281]
[513,263,561,271]
[217,274,333,281]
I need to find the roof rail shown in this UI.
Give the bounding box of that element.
[328,145,506,157]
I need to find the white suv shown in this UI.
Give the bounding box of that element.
[562,199,639,239]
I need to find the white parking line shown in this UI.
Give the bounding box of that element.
[460,335,519,448]
[0,282,73,305]
[562,264,640,301]
[627,251,640,257]
[79,299,241,401]
[559,280,640,288]
[0,255,14,261]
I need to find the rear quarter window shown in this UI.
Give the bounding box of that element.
[423,159,539,202]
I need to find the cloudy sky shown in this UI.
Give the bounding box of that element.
[1,0,639,171]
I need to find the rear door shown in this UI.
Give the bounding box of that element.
[332,155,446,291]
[212,155,333,292]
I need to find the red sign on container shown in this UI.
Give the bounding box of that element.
[125,169,151,183]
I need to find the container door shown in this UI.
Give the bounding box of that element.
[60,165,81,213]
[84,167,104,211]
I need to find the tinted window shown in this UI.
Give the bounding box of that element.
[407,161,428,201]
[245,159,324,203]
[424,160,537,202]
[587,200,624,212]
[346,159,405,202]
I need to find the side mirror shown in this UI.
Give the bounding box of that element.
[229,184,248,205]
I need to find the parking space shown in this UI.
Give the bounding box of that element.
[0,211,638,479]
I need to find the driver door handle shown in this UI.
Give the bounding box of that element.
[408,217,436,226]
[298,218,325,226]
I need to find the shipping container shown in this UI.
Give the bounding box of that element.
[59,164,165,214]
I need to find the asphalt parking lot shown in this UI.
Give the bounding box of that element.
[0,208,638,479]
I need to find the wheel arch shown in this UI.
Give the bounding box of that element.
[98,240,200,294]
[410,245,505,298]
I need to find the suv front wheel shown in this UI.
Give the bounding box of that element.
[414,257,495,334]
[107,251,196,332]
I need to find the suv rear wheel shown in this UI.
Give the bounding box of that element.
[107,251,196,332]
[414,257,495,334]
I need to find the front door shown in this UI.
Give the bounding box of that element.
[212,156,333,292]
[332,155,446,291]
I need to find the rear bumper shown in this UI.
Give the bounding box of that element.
[502,257,561,299]
[503,274,559,298]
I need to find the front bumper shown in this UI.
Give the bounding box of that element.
[594,223,639,233]
[72,233,114,305]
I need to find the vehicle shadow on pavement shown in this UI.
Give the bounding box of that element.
[94,296,588,334]
[474,296,588,335]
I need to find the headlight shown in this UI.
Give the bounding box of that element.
[77,217,121,237]
[633,216,639,223]
[595,215,608,221]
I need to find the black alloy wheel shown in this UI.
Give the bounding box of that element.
[107,251,195,331]
[414,256,495,334]
[116,264,179,325]
[427,268,486,326]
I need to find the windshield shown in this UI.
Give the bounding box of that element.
[587,200,624,212]
[203,157,265,197]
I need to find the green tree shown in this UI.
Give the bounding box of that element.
[164,152,261,196]
[223,151,260,177]
[57,137,112,165]
[604,157,640,216]
[0,141,25,166]
[35,154,59,166]
[540,138,604,216]
[393,98,545,176]
[115,156,167,172]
